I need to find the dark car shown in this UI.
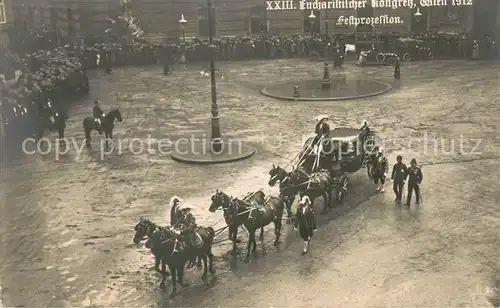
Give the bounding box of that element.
[356,47,399,66]
[395,38,433,61]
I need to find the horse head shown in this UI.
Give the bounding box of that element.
[209,189,231,212]
[268,164,289,187]
[106,108,123,123]
[146,227,178,253]
[133,218,157,244]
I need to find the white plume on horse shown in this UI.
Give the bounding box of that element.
[169,196,182,206]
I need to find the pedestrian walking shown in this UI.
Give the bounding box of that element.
[405,159,423,206]
[391,154,408,204]
[394,60,400,80]
[294,196,317,255]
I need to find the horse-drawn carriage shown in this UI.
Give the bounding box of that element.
[295,122,377,202]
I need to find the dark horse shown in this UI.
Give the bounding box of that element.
[209,190,284,263]
[82,108,122,150]
[146,225,215,297]
[209,190,265,255]
[133,218,169,274]
[268,164,299,222]
[36,111,68,145]
[288,167,333,214]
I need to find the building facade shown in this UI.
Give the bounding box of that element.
[7,0,500,40]
[0,0,13,48]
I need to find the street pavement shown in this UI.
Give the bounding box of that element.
[0,59,499,307]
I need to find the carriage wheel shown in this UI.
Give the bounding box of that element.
[376,53,385,62]
[403,53,411,61]
[386,57,396,65]
[335,175,348,203]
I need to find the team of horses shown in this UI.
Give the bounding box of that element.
[131,162,345,297]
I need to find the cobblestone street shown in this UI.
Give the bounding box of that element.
[1,59,499,307]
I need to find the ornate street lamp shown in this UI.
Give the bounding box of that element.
[206,0,223,154]
[308,10,316,36]
[170,0,255,163]
[178,14,187,63]
[179,13,187,42]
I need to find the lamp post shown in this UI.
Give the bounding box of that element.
[206,0,223,153]
[170,0,256,163]
[308,10,316,36]
[179,14,187,42]
[178,14,187,63]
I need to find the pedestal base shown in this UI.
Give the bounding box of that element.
[261,78,392,101]
[170,137,256,164]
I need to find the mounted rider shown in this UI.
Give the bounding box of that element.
[169,196,202,267]
[93,100,105,134]
[369,146,389,192]
[169,196,183,226]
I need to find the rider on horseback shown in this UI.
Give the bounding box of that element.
[169,196,201,267]
[93,100,105,134]
[169,196,182,226]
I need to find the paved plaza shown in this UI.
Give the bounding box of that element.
[1,59,499,307]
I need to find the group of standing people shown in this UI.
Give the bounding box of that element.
[390,156,423,206]
[370,150,424,205]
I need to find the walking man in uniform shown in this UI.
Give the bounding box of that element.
[294,196,317,255]
[405,158,423,206]
[391,155,408,204]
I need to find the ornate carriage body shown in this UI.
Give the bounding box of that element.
[296,125,376,201]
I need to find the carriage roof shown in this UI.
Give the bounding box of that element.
[328,127,360,142]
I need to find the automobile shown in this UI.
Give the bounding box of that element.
[356,47,399,66]
[394,38,434,61]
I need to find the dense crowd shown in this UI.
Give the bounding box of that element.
[0,27,497,145]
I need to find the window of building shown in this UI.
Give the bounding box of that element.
[249,6,267,35]
[197,7,216,37]
[303,10,320,34]
[0,0,6,24]
[67,8,74,35]
[355,0,373,32]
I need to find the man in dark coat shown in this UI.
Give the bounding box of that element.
[294,196,317,255]
[169,196,182,226]
[93,100,104,134]
[394,60,400,79]
[405,158,423,206]
[391,154,408,203]
[369,146,389,192]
